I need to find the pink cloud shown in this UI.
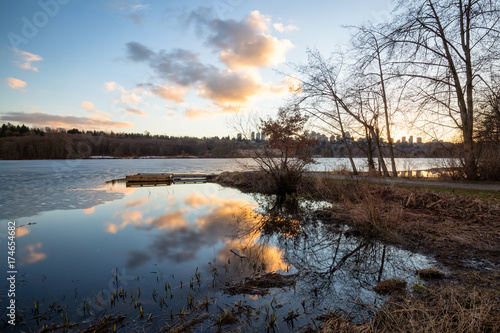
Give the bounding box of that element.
[6,77,27,91]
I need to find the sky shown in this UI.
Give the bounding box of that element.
[0,0,395,138]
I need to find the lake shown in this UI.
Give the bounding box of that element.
[0,159,437,331]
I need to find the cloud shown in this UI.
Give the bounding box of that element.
[126,41,154,61]
[126,250,152,268]
[14,50,43,71]
[149,84,188,103]
[16,228,30,237]
[81,101,95,109]
[193,10,294,69]
[6,77,27,91]
[0,111,134,130]
[125,45,271,106]
[106,81,144,104]
[24,243,47,264]
[147,48,216,86]
[105,81,118,91]
[125,106,148,116]
[122,10,294,115]
[198,69,263,103]
[110,0,150,25]
[106,209,188,233]
[83,207,95,215]
[126,197,149,208]
[273,23,299,33]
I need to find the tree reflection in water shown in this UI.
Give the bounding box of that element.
[228,194,433,317]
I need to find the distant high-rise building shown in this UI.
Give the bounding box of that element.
[261,133,265,141]
[402,136,407,143]
[256,132,261,141]
[409,135,414,144]
[237,133,242,141]
[417,137,422,144]
[251,131,255,141]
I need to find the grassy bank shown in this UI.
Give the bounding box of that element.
[215,171,500,332]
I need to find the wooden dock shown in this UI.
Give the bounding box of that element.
[125,173,174,182]
[125,173,216,187]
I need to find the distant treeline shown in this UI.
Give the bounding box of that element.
[0,123,459,160]
[0,123,239,159]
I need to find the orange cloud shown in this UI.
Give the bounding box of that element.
[150,84,188,103]
[6,77,27,91]
[83,207,95,215]
[197,69,263,104]
[14,50,43,71]
[16,228,30,237]
[81,101,95,110]
[149,211,188,229]
[210,11,294,69]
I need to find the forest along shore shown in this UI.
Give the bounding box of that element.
[215,171,500,332]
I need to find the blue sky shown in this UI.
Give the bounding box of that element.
[0,0,394,137]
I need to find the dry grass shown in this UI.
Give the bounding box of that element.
[319,275,500,333]
[371,283,500,332]
[225,272,297,296]
[373,278,407,295]
[215,171,274,193]
[79,315,125,333]
[416,268,445,279]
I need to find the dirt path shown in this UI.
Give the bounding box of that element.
[305,172,500,191]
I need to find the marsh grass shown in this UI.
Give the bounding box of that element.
[370,283,500,332]
[319,278,500,333]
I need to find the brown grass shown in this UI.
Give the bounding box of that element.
[215,171,275,193]
[225,272,297,296]
[79,315,125,333]
[319,273,500,332]
[416,268,445,279]
[373,278,407,295]
[371,283,500,332]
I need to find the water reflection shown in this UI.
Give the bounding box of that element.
[21,242,47,265]
[2,180,435,332]
[226,194,433,312]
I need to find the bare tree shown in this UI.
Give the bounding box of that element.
[290,49,393,176]
[350,24,399,176]
[382,0,500,180]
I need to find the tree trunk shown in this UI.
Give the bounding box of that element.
[376,44,397,177]
[369,126,390,177]
[336,101,358,175]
